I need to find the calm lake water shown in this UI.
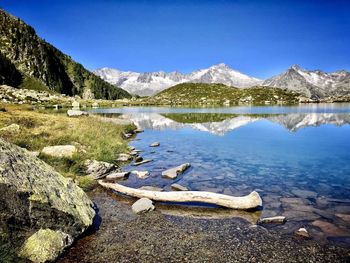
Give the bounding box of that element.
[92,104,350,245]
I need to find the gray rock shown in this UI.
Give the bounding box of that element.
[67,109,88,117]
[105,172,130,181]
[139,186,163,191]
[135,156,143,162]
[18,229,73,263]
[0,123,20,133]
[295,227,310,238]
[116,153,132,162]
[132,198,155,214]
[162,163,191,179]
[0,138,95,262]
[132,159,152,166]
[84,159,118,179]
[150,142,160,147]
[171,183,189,191]
[41,145,77,158]
[130,150,139,156]
[258,216,286,224]
[134,128,144,133]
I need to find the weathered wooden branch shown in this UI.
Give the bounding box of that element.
[98,180,262,210]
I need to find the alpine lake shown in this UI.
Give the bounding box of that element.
[91,103,350,247]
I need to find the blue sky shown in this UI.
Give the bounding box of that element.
[2,0,350,78]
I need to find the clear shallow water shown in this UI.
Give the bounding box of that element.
[94,104,350,244]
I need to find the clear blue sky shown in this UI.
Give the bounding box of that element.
[2,0,350,78]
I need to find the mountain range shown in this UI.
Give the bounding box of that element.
[0,9,130,100]
[94,63,262,96]
[95,64,350,99]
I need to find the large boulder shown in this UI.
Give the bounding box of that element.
[0,138,95,262]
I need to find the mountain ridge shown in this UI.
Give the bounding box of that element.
[94,63,262,96]
[95,63,350,99]
[0,9,131,100]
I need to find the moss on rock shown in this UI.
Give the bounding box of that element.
[19,229,72,263]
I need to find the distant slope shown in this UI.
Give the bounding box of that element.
[0,9,130,99]
[263,65,350,99]
[94,63,262,96]
[145,83,300,105]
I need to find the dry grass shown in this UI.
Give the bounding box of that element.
[0,104,135,189]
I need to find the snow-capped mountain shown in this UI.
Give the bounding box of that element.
[94,63,262,96]
[263,65,350,99]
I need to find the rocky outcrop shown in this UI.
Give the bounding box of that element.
[0,138,95,262]
[0,9,130,100]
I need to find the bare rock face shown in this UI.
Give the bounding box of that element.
[0,138,95,262]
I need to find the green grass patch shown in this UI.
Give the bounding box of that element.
[0,104,135,189]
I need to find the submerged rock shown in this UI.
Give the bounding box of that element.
[19,229,73,263]
[131,170,150,179]
[171,183,189,191]
[0,138,95,262]
[41,145,77,158]
[132,198,155,214]
[133,159,152,166]
[162,163,191,179]
[258,216,286,224]
[291,189,318,199]
[139,186,163,192]
[311,220,350,237]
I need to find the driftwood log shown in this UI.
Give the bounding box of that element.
[98,180,262,210]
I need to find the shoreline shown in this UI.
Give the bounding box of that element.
[59,187,350,263]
